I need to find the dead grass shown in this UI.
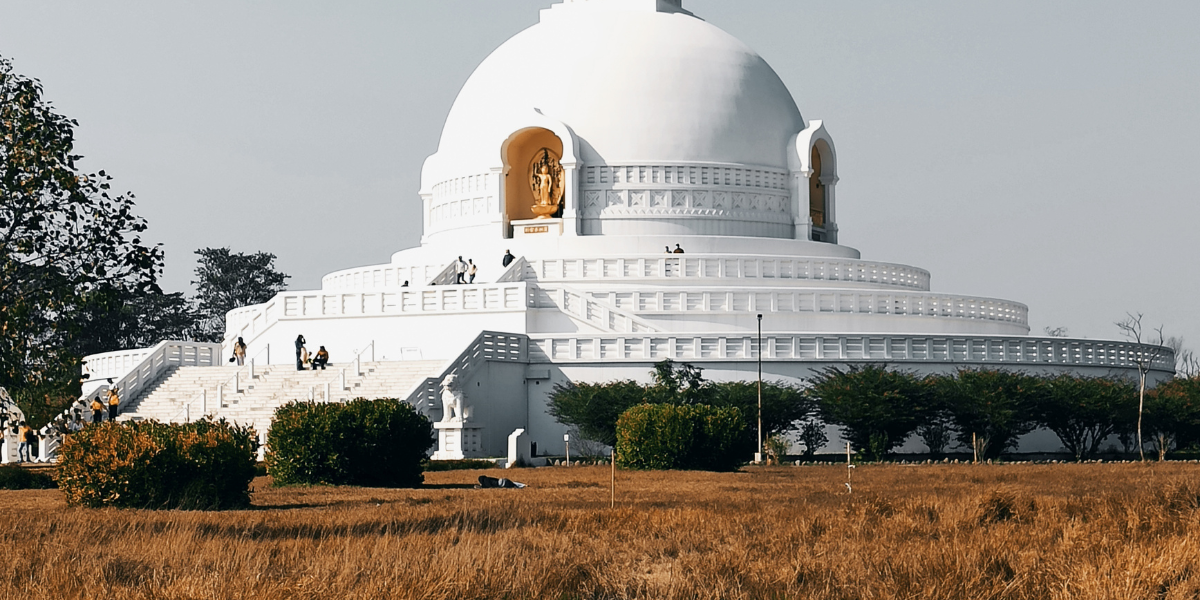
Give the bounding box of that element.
[2,463,1200,599]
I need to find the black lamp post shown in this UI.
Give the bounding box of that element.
[756,313,763,463]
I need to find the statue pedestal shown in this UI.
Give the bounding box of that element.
[432,421,485,460]
[512,218,563,238]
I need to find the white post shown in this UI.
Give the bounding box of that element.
[340,369,347,391]
[309,386,315,402]
[233,371,239,394]
[324,382,331,403]
[185,404,190,423]
[564,433,571,467]
[370,341,375,362]
[266,343,270,365]
[249,358,255,380]
[217,383,224,408]
[200,389,207,417]
[354,355,361,378]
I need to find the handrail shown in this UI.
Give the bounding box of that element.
[428,260,460,286]
[532,283,660,333]
[494,256,530,283]
[403,331,529,418]
[212,343,271,408]
[311,341,376,403]
[168,389,208,424]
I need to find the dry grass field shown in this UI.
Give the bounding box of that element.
[2,463,1199,599]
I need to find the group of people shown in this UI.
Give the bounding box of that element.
[453,256,479,284]
[294,335,330,371]
[76,387,122,425]
[0,409,41,463]
[665,244,686,254]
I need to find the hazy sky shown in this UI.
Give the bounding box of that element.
[2,1,1198,349]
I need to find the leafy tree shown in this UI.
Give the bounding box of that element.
[1144,377,1200,460]
[1035,374,1137,461]
[0,54,162,424]
[547,379,646,446]
[707,379,813,441]
[70,284,198,355]
[641,359,708,405]
[808,365,932,461]
[797,419,828,457]
[548,360,813,449]
[916,373,956,458]
[191,247,289,342]
[939,369,1041,460]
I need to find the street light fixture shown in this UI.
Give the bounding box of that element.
[756,313,763,463]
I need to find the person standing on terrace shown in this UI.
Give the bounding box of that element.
[107,388,120,421]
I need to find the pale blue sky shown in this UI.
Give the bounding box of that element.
[2,1,1198,348]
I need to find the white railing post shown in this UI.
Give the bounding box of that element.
[233,371,239,394]
[249,358,255,380]
[370,341,375,363]
[324,382,331,403]
[340,369,347,391]
[185,403,190,423]
[354,355,361,378]
[200,389,207,417]
[309,386,315,402]
[217,383,224,408]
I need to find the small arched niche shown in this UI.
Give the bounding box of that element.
[502,127,564,236]
[808,138,834,241]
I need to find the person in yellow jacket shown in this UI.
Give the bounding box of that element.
[17,422,32,462]
[90,396,105,424]
[107,388,120,421]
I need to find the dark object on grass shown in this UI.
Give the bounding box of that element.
[477,475,526,489]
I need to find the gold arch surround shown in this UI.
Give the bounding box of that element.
[503,127,565,230]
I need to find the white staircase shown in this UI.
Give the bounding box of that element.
[120,360,445,434]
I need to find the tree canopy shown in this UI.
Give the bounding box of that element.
[1,54,162,423]
[192,247,289,342]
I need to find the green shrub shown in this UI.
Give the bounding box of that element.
[615,404,748,472]
[267,398,434,487]
[0,465,56,490]
[421,458,497,472]
[54,419,257,509]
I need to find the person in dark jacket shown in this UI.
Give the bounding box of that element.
[502,250,516,267]
[295,334,307,371]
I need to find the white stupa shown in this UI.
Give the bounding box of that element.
[81,0,1171,461]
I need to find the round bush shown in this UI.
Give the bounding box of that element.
[54,419,257,510]
[615,403,748,472]
[266,398,434,487]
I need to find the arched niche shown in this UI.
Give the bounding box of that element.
[809,144,827,228]
[789,121,839,243]
[502,127,565,236]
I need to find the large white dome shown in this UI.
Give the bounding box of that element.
[419,0,838,244]
[432,2,805,173]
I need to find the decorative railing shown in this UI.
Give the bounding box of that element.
[223,283,529,350]
[530,333,1175,374]
[529,284,659,333]
[523,255,931,291]
[310,341,378,403]
[33,341,221,462]
[81,348,155,384]
[404,332,529,417]
[321,262,457,291]
[583,288,1028,327]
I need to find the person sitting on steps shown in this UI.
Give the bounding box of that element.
[313,346,330,370]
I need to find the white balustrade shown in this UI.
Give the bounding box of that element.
[568,288,1029,327]
[530,333,1175,373]
[223,283,529,349]
[523,255,931,290]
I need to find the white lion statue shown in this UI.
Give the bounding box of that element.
[440,374,467,423]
